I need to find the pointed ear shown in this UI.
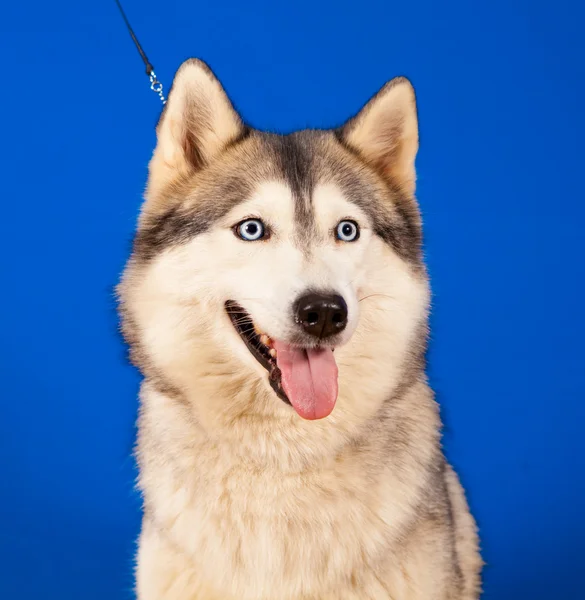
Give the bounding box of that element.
[339,77,419,195]
[151,59,245,179]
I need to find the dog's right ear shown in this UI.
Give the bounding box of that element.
[148,59,245,187]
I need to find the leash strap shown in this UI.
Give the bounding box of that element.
[114,0,166,105]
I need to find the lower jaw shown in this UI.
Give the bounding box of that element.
[268,367,291,405]
[225,301,291,406]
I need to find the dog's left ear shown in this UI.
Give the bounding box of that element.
[339,77,418,195]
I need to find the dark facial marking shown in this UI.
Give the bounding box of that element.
[373,182,422,265]
[266,133,317,240]
[133,206,206,262]
[133,173,254,262]
[330,132,423,264]
[134,129,422,266]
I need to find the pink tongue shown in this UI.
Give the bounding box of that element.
[273,341,338,420]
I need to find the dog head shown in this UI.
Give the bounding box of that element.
[119,59,429,438]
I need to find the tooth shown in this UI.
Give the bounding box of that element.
[260,334,269,346]
[269,348,277,358]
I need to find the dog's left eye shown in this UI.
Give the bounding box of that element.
[235,219,266,241]
[336,220,360,242]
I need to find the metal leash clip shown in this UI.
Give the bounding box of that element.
[115,0,166,106]
[149,70,166,105]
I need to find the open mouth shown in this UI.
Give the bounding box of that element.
[225,301,290,405]
[225,300,340,420]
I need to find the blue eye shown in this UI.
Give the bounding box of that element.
[236,219,266,241]
[336,220,359,242]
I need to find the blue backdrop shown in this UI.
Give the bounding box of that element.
[1,0,584,598]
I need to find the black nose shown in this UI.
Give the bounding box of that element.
[294,292,348,339]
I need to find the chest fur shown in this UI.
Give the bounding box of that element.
[142,446,412,598]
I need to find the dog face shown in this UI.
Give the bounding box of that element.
[119,59,429,432]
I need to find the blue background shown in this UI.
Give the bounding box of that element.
[1,0,584,598]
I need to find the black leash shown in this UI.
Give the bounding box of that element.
[114,0,166,104]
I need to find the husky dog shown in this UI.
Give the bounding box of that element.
[118,59,482,599]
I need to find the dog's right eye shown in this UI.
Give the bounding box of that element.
[235,219,267,241]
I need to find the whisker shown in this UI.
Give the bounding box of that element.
[232,317,255,326]
[358,293,395,303]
